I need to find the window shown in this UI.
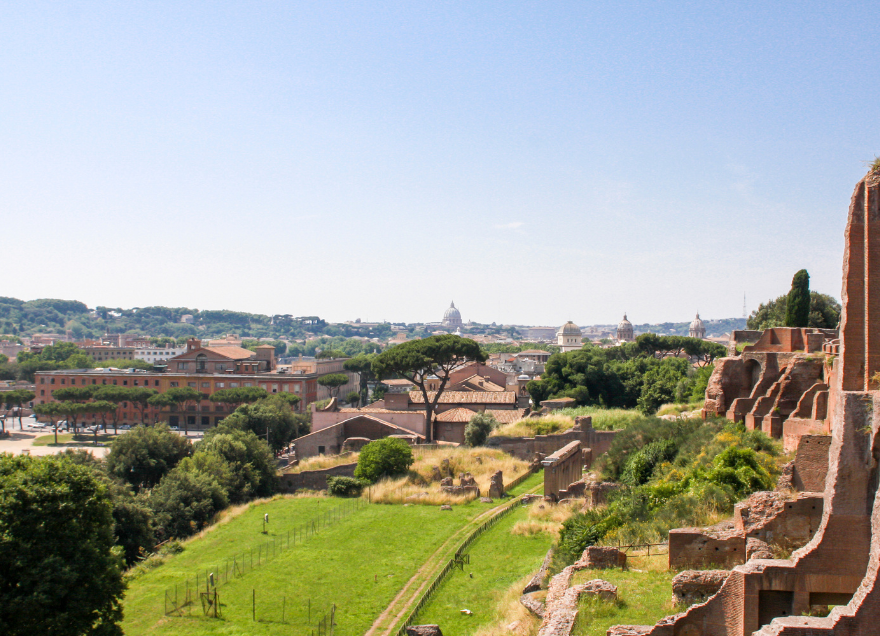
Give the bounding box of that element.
[177,362,187,370]
[112,380,117,385]
[196,354,207,372]
[51,378,55,384]
[170,381,179,387]
[217,364,226,372]
[216,382,225,388]
[294,385,301,393]
[230,382,239,388]
[123,380,128,386]
[61,379,66,385]
[102,379,107,385]
[187,382,196,388]
[201,416,209,426]
[169,416,179,426]
[244,382,252,387]
[272,384,278,393]
[318,446,325,455]
[40,390,45,396]
[154,380,159,386]
[282,385,289,393]
[201,382,210,388]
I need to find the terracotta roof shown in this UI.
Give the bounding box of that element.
[383,379,415,386]
[516,349,551,355]
[338,408,414,415]
[200,346,256,360]
[409,390,517,404]
[449,374,506,392]
[490,408,529,423]
[435,408,478,423]
[434,407,528,423]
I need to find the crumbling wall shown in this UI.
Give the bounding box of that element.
[278,462,357,492]
[668,527,746,569]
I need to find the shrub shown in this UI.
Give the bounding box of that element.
[354,438,414,483]
[327,475,365,497]
[464,412,498,447]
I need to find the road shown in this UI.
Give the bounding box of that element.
[0,418,204,458]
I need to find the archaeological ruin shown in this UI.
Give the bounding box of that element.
[609,169,880,635]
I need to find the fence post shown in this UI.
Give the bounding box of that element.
[252,589,255,621]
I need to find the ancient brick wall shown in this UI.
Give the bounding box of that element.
[542,441,583,500]
[668,528,747,569]
[791,435,831,492]
[278,462,357,493]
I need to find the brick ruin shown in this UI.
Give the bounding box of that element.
[620,170,880,635]
[703,328,837,451]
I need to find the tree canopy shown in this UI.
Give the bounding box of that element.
[371,335,487,441]
[105,424,192,492]
[221,395,309,451]
[317,373,349,397]
[785,269,811,328]
[0,454,125,636]
[747,291,840,330]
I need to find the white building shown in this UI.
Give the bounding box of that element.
[134,345,186,364]
[557,321,583,353]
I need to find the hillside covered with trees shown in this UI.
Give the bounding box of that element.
[0,297,393,341]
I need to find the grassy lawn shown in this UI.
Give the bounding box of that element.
[570,554,679,636]
[122,494,512,636]
[32,432,115,446]
[416,503,553,636]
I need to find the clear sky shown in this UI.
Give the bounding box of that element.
[4,2,880,326]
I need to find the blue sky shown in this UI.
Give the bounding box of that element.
[4,2,879,326]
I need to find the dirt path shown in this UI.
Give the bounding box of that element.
[366,485,542,636]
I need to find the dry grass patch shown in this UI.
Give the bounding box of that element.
[368,447,530,505]
[286,452,357,473]
[491,414,575,438]
[512,500,580,538]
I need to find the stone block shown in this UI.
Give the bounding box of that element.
[406,626,443,636]
[576,546,626,570]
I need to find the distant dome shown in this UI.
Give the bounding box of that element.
[517,374,530,380]
[558,321,581,336]
[689,312,706,339]
[617,313,634,342]
[442,301,463,328]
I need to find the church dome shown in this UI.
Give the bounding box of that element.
[618,313,632,330]
[443,301,461,321]
[689,312,706,339]
[617,313,635,342]
[558,321,581,336]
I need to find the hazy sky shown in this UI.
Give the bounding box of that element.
[4,2,880,326]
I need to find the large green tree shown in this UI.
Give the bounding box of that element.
[343,354,379,404]
[147,468,228,541]
[0,454,125,636]
[317,373,349,398]
[371,335,487,442]
[221,395,309,451]
[105,423,192,492]
[785,269,811,327]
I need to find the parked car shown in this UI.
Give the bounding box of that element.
[169,425,180,432]
[120,424,131,430]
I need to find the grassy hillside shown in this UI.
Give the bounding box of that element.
[122,493,521,636]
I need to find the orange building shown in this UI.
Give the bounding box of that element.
[34,368,318,429]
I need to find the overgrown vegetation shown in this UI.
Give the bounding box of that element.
[465,412,500,446]
[526,335,724,415]
[555,418,781,565]
[327,475,366,497]
[366,447,531,505]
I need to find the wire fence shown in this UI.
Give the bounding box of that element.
[163,497,367,617]
[616,541,669,557]
[393,492,535,636]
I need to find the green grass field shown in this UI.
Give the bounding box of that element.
[32,432,115,446]
[570,554,678,636]
[416,503,553,635]
[122,492,528,636]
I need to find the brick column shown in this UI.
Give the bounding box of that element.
[840,177,867,391]
[865,174,880,390]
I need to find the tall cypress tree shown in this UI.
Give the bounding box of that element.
[785,269,811,327]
